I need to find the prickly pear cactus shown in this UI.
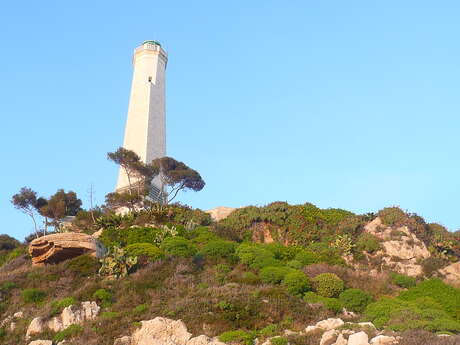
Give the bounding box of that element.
[99,246,137,279]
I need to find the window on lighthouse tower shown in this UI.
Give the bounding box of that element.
[148,76,152,82]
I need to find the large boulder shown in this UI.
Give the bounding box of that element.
[348,332,369,345]
[29,232,106,265]
[364,217,430,277]
[116,317,226,345]
[439,261,460,286]
[26,301,100,339]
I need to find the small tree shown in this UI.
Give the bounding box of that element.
[11,187,42,238]
[39,189,82,231]
[151,156,205,204]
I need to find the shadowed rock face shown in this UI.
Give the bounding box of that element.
[28,233,106,265]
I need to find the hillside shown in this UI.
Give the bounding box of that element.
[1,202,460,345]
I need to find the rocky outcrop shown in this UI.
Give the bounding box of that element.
[115,317,226,345]
[26,301,100,339]
[28,341,53,345]
[29,233,106,265]
[439,261,460,286]
[205,207,236,221]
[364,217,430,277]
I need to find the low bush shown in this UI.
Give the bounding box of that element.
[294,250,321,266]
[312,273,344,298]
[21,288,46,304]
[304,292,343,313]
[271,337,288,345]
[364,296,460,333]
[259,266,292,284]
[53,324,84,343]
[65,254,99,277]
[240,272,261,285]
[390,273,416,289]
[282,270,311,296]
[161,237,197,257]
[218,330,256,345]
[398,278,460,320]
[125,243,165,261]
[420,257,446,277]
[51,297,75,316]
[0,234,20,250]
[93,289,113,308]
[236,243,277,269]
[200,240,236,259]
[286,260,303,269]
[378,207,407,226]
[356,233,381,253]
[339,289,372,313]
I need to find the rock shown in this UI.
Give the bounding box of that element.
[284,330,297,336]
[439,261,460,286]
[316,318,345,331]
[26,301,100,338]
[364,217,430,277]
[131,317,192,345]
[49,301,100,332]
[114,336,132,345]
[29,232,106,265]
[188,335,227,345]
[26,317,46,339]
[320,330,339,345]
[305,325,320,333]
[28,341,53,345]
[13,311,24,318]
[357,322,376,330]
[334,334,347,345]
[205,207,236,221]
[348,332,369,345]
[369,335,397,345]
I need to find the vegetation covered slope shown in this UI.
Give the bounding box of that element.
[0,202,460,345]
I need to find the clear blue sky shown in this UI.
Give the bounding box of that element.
[1,1,460,240]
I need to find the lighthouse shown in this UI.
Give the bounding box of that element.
[116,40,167,201]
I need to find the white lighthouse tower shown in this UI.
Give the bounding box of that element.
[116,40,167,200]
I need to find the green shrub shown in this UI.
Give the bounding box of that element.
[390,273,416,289]
[65,254,99,277]
[125,243,165,261]
[53,324,84,342]
[236,243,276,268]
[271,337,288,345]
[132,304,148,314]
[339,289,372,313]
[100,226,177,248]
[100,311,120,319]
[0,234,20,250]
[365,296,460,332]
[259,266,292,284]
[258,324,278,337]
[286,260,303,269]
[282,270,311,296]
[240,272,261,285]
[161,237,197,257]
[420,257,446,277]
[356,233,381,253]
[218,330,256,345]
[0,281,16,291]
[93,289,113,308]
[398,278,460,320]
[200,240,236,258]
[379,207,407,226]
[21,288,46,304]
[51,297,75,316]
[304,292,343,313]
[294,250,321,266]
[188,227,219,244]
[312,273,344,298]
